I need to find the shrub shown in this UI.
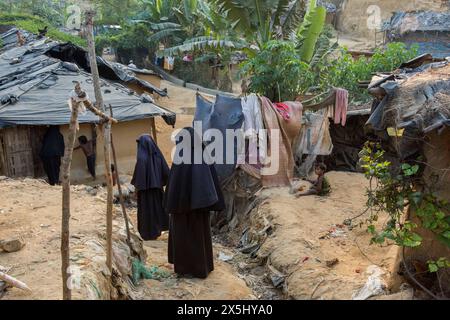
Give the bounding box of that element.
[0,13,86,47]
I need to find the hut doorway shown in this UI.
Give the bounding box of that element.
[0,126,47,178]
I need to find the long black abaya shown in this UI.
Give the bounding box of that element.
[39,126,65,185]
[165,127,225,279]
[131,134,169,240]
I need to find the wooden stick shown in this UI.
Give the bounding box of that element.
[82,100,118,124]
[0,271,32,293]
[109,105,132,251]
[85,10,114,276]
[60,97,79,300]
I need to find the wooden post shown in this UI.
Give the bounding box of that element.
[85,10,114,275]
[150,117,158,144]
[109,105,132,251]
[60,97,79,300]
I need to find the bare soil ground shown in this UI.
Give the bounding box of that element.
[230,172,403,300]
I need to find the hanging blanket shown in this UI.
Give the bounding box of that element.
[260,97,302,187]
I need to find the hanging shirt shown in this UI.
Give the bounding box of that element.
[240,94,266,165]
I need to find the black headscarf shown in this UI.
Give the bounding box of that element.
[131,134,169,191]
[164,127,225,214]
[39,126,65,158]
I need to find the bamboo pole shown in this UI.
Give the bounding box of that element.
[0,271,32,293]
[60,96,79,300]
[109,105,132,251]
[85,10,114,275]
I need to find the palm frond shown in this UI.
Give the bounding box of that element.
[310,40,339,68]
[162,36,246,55]
[281,0,305,38]
[149,22,182,31]
[148,28,183,43]
[215,0,252,33]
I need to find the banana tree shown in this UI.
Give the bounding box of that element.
[214,0,305,50]
[294,0,327,63]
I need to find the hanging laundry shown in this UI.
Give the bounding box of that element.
[295,111,333,157]
[182,54,193,62]
[167,56,175,71]
[240,94,266,165]
[163,56,174,70]
[334,88,348,126]
[260,97,296,187]
[274,102,291,121]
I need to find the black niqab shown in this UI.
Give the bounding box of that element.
[165,127,224,279]
[131,134,169,190]
[164,127,225,214]
[39,126,65,157]
[39,126,64,185]
[131,134,170,240]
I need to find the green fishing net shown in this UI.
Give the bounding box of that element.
[132,258,170,284]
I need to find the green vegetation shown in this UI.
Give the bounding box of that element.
[242,41,418,102]
[0,1,420,97]
[359,142,450,273]
[240,41,312,101]
[320,42,419,104]
[0,13,86,47]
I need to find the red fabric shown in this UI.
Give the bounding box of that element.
[274,102,291,121]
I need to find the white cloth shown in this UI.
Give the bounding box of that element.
[295,111,333,157]
[239,94,266,164]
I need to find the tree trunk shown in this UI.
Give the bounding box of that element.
[60,103,79,300]
[85,10,114,275]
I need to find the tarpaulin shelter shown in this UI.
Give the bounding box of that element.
[0,28,175,181]
[366,56,450,292]
[383,11,450,59]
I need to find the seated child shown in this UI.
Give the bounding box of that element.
[295,163,331,197]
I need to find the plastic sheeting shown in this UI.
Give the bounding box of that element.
[1,28,167,97]
[0,29,175,128]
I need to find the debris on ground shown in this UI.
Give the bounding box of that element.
[267,264,285,288]
[352,265,387,300]
[0,237,25,253]
[132,258,170,284]
[326,258,339,268]
[218,172,402,300]
[218,252,234,262]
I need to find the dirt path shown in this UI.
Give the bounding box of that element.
[0,177,253,300]
[218,172,405,300]
[0,178,115,299]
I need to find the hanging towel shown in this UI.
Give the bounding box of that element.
[334,88,348,126]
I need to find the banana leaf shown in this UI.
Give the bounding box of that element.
[298,5,326,63]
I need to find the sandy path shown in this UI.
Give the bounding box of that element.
[231,171,402,299]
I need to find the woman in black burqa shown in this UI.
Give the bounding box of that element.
[131,134,170,240]
[164,127,225,279]
[39,125,65,186]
